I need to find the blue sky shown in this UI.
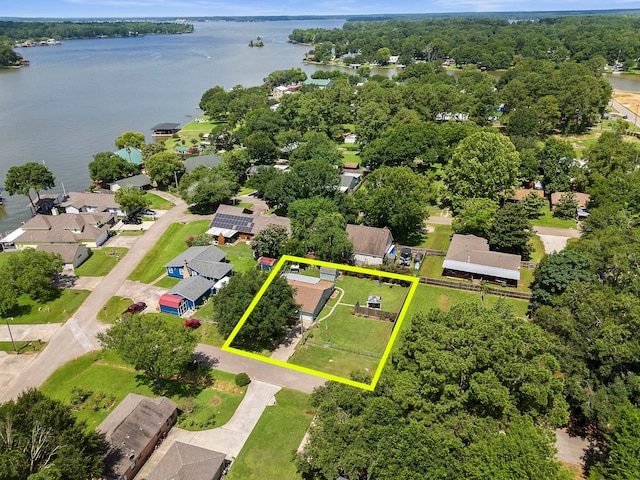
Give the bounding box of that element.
[3,0,639,18]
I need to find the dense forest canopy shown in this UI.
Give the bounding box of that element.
[0,20,193,42]
[290,15,640,68]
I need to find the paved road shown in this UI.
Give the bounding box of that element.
[611,99,640,126]
[0,193,190,402]
[196,344,326,394]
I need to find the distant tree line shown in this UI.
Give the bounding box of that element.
[290,15,640,68]
[0,20,193,42]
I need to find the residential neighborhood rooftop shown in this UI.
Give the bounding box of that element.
[346,224,393,257]
[443,234,521,281]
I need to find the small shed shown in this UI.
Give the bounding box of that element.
[319,266,339,282]
[158,293,189,316]
[367,295,382,309]
[258,256,277,270]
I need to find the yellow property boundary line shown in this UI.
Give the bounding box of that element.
[222,255,419,391]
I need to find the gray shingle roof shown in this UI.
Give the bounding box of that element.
[183,154,223,173]
[165,246,231,281]
[148,441,225,480]
[443,234,521,281]
[346,224,393,258]
[170,276,215,302]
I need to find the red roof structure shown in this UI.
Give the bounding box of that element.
[258,256,277,267]
[158,293,184,308]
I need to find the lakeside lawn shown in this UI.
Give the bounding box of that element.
[74,247,128,277]
[128,220,210,283]
[8,289,90,325]
[226,389,313,480]
[40,349,247,432]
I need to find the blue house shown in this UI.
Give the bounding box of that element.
[158,293,189,316]
[169,276,215,311]
[165,246,232,281]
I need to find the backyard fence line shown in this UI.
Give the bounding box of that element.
[353,302,398,322]
[396,245,539,269]
[418,277,533,300]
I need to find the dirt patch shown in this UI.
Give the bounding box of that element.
[210,396,221,406]
[437,294,449,311]
[212,379,243,395]
[561,462,585,480]
[613,88,640,111]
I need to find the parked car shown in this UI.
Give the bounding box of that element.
[122,216,142,225]
[399,247,413,266]
[184,318,201,329]
[141,208,156,216]
[123,301,147,315]
[414,253,424,270]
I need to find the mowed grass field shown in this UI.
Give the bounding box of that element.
[337,275,411,312]
[40,349,246,432]
[128,220,210,283]
[226,389,313,480]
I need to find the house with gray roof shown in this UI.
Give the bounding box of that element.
[36,243,90,269]
[346,224,394,266]
[442,234,521,286]
[164,245,232,281]
[109,173,152,192]
[15,212,115,249]
[183,154,223,174]
[148,441,227,480]
[151,123,180,136]
[97,393,177,480]
[168,276,216,310]
[57,191,122,215]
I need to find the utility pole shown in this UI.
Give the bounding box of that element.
[174,170,179,193]
[5,317,17,354]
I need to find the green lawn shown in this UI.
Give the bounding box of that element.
[311,305,393,357]
[406,284,529,319]
[235,202,253,209]
[74,247,128,277]
[289,343,380,379]
[531,204,577,229]
[7,289,90,325]
[416,223,453,250]
[40,349,246,432]
[217,242,257,274]
[337,275,410,312]
[341,149,362,166]
[0,340,46,354]
[226,389,313,480]
[144,192,175,210]
[128,220,210,283]
[237,187,257,196]
[154,276,180,288]
[529,235,546,263]
[97,296,135,323]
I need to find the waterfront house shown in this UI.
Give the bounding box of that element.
[98,393,177,480]
[113,146,143,166]
[57,191,122,215]
[109,173,152,192]
[14,212,115,249]
[303,78,333,89]
[151,123,180,136]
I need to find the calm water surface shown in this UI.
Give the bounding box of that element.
[0,19,344,232]
[1,19,639,232]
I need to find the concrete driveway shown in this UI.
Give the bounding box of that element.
[116,280,169,313]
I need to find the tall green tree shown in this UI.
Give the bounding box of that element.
[215,272,299,350]
[179,165,239,211]
[4,162,56,210]
[306,212,353,263]
[488,202,534,259]
[287,197,339,244]
[0,389,106,480]
[145,151,185,187]
[356,166,430,240]
[114,186,151,216]
[452,197,499,238]
[445,131,520,208]
[6,249,63,302]
[98,315,198,391]
[114,131,145,150]
[250,224,289,259]
[88,152,139,185]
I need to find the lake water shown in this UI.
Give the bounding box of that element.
[1,19,639,233]
[0,19,345,233]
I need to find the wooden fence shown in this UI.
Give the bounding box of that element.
[353,302,398,322]
[418,277,532,300]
